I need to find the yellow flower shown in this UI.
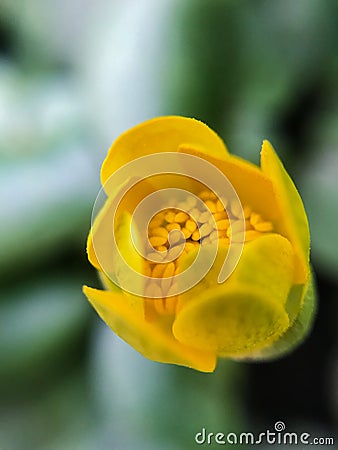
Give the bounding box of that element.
[83,116,316,373]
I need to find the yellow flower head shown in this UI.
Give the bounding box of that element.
[83,116,316,372]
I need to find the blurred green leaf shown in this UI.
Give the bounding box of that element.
[299,113,338,276]
[0,369,96,450]
[0,275,90,386]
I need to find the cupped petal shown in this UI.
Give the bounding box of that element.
[249,269,316,360]
[83,285,216,372]
[87,173,153,270]
[86,194,119,273]
[177,145,282,225]
[228,233,295,304]
[173,287,289,357]
[101,116,229,186]
[260,140,310,284]
[88,194,149,298]
[87,177,146,271]
[173,234,295,356]
[87,198,110,272]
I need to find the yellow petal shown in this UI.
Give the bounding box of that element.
[177,145,282,225]
[88,194,149,298]
[173,234,294,356]
[101,116,229,186]
[229,234,295,304]
[173,287,289,357]
[83,285,216,372]
[87,176,148,271]
[260,140,310,284]
[87,194,119,274]
[250,269,316,360]
[86,196,111,272]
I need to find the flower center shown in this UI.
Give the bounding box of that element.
[144,189,273,318]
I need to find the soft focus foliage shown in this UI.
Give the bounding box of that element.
[0,1,337,449]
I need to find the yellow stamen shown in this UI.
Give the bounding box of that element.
[185,219,197,233]
[144,188,274,319]
[161,262,175,293]
[185,242,198,252]
[186,196,197,209]
[167,282,179,296]
[213,210,227,221]
[192,230,200,241]
[154,298,166,314]
[216,219,230,230]
[198,211,212,223]
[226,220,245,237]
[175,211,189,223]
[168,229,184,245]
[254,221,273,232]
[200,223,213,238]
[230,199,243,219]
[199,190,212,200]
[205,200,217,213]
[243,205,252,219]
[202,237,212,246]
[149,213,165,229]
[149,236,167,247]
[181,227,192,239]
[151,227,168,238]
[156,245,167,252]
[167,244,184,260]
[166,222,181,231]
[147,252,165,262]
[189,208,201,221]
[152,263,167,278]
[164,211,176,223]
[145,282,162,299]
[250,212,262,226]
[216,199,225,212]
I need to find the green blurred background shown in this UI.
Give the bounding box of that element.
[0,1,337,449]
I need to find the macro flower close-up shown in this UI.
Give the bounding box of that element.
[2,2,337,447]
[84,116,316,373]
